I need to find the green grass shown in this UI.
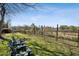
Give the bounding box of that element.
[0,33,79,56]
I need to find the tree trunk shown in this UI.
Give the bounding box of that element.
[0,4,6,35]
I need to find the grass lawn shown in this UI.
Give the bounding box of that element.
[0,33,79,56]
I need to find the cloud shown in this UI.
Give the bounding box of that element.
[31,16,41,22]
[36,5,60,13]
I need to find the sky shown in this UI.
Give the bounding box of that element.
[10,3,79,27]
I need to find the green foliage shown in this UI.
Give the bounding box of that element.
[60,25,69,30]
[0,33,79,56]
[69,26,77,31]
[60,25,78,31]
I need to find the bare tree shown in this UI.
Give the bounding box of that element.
[0,3,35,35]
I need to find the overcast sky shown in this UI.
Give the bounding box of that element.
[10,3,79,27]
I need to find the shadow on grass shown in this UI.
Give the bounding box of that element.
[30,41,66,56]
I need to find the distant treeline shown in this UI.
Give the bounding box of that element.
[11,23,79,33]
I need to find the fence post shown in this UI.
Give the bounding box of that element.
[78,30,79,47]
[56,24,58,41]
